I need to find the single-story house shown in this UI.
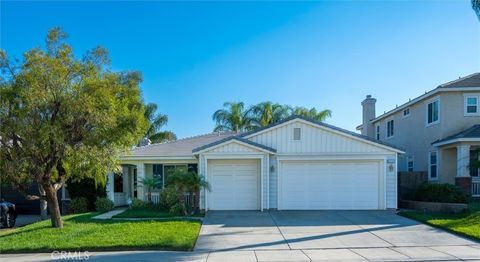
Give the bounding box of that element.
[107,116,404,210]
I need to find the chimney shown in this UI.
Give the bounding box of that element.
[361,95,376,137]
[139,138,151,147]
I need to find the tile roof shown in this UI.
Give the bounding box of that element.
[124,131,237,157]
[432,125,480,145]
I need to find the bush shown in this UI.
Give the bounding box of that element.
[66,178,106,211]
[95,197,114,212]
[70,197,88,214]
[130,198,145,209]
[169,203,185,216]
[159,187,178,210]
[414,183,468,203]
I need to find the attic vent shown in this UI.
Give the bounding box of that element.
[293,128,301,141]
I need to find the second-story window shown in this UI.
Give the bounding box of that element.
[427,100,439,125]
[293,127,301,141]
[386,120,394,138]
[403,108,410,117]
[376,125,380,140]
[406,156,414,172]
[465,95,479,115]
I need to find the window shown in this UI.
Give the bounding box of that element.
[403,108,410,117]
[465,95,479,115]
[406,156,414,172]
[429,151,438,179]
[293,127,301,141]
[376,125,380,140]
[152,164,163,188]
[386,120,394,138]
[114,173,123,192]
[427,100,439,125]
[470,150,480,177]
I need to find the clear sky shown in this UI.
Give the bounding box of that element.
[1,1,479,138]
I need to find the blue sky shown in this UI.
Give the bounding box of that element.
[1,1,479,138]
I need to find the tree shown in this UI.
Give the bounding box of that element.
[0,28,148,228]
[473,0,480,21]
[292,107,332,122]
[212,102,253,132]
[138,177,162,203]
[143,103,176,144]
[249,102,291,127]
[166,170,210,215]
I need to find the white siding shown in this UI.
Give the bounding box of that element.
[208,141,262,153]
[248,121,391,154]
[269,155,278,209]
[385,155,398,209]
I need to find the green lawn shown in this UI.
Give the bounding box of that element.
[399,202,480,241]
[113,208,176,218]
[0,212,201,253]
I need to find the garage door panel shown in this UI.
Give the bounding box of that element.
[209,160,260,210]
[280,161,382,210]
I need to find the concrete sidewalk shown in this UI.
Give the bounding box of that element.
[92,208,127,219]
[1,246,480,261]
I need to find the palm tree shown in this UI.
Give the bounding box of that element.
[249,102,292,127]
[167,170,211,215]
[292,107,332,122]
[143,103,177,144]
[473,0,480,21]
[212,102,253,132]
[138,177,162,203]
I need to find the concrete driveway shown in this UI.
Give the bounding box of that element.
[195,210,480,261]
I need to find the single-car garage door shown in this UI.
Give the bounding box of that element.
[279,160,383,210]
[208,159,260,210]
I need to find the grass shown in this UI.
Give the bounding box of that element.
[112,208,205,219]
[112,208,176,218]
[399,202,480,241]
[0,212,202,253]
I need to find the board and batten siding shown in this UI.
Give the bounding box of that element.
[247,121,391,154]
[207,141,261,153]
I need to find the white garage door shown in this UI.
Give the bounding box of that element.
[208,159,260,210]
[280,161,382,210]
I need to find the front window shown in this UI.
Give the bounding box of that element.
[427,100,439,125]
[429,151,438,179]
[386,120,394,138]
[164,164,187,187]
[152,164,163,188]
[407,156,414,172]
[465,96,479,114]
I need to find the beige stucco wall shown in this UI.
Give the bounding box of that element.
[372,91,480,182]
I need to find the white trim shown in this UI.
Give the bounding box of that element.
[203,154,266,211]
[464,93,480,116]
[426,97,440,127]
[244,118,404,154]
[386,119,394,139]
[194,139,275,154]
[370,86,480,123]
[120,156,197,161]
[428,151,439,181]
[277,158,387,210]
[432,138,480,147]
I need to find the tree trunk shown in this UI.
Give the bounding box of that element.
[38,185,48,220]
[42,183,63,228]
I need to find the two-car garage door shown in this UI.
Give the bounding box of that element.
[279,161,383,210]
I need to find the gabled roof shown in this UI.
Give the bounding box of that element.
[432,125,480,146]
[192,136,277,154]
[123,131,236,158]
[240,115,404,152]
[439,72,480,88]
[366,72,480,124]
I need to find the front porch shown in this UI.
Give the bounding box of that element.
[106,162,198,207]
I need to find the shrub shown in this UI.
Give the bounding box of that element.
[169,203,185,216]
[159,187,178,210]
[130,198,145,209]
[66,178,106,211]
[414,183,468,203]
[70,197,88,214]
[95,197,114,212]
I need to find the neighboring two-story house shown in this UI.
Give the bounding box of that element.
[357,73,480,197]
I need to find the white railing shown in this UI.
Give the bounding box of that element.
[144,192,196,206]
[472,178,480,197]
[114,192,127,207]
